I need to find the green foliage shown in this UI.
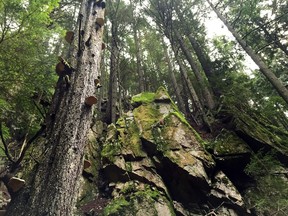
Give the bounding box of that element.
[215,0,288,107]
[244,151,288,214]
[0,0,61,144]
[245,151,282,176]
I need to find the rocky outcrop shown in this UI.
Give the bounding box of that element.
[223,105,288,163]
[100,87,251,215]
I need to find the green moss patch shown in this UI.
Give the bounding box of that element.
[133,104,161,139]
[231,106,288,155]
[101,184,176,216]
[213,129,250,156]
[101,197,130,216]
[101,141,122,163]
[118,121,146,158]
[131,92,155,105]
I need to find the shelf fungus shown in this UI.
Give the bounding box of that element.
[95,18,105,31]
[56,62,65,75]
[65,31,74,44]
[94,78,100,85]
[102,42,106,50]
[84,159,92,169]
[55,57,73,76]
[85,96,98,106]
[8,177,25,192]
[94,78,102,89]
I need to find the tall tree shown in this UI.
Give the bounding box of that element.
[174,31,216,110]
[207,0,288,104]
[105,0,131,123]
[131,0,145,92]
[106,16,119,124]
[162,40,186,114]
[5,0,105,215]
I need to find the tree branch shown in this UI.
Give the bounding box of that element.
[12,124,46,171]
[32,100,45,119]
[0,122,15,163]
[255,39,281,53]
[241,11,288,40]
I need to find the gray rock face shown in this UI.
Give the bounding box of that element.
[100,88,251,215]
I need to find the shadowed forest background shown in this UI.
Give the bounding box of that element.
[0,0,288,215]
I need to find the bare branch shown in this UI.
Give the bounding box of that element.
[12,124,46,171]
[0,122,15,163]
[242,11,288,40]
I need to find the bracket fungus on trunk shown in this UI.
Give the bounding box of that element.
[94,78,102,89]
[55,57,73,76]
[83,159,92,169]
[7,177,25,193]
[85,96,98,106]
[96,18,104,27]
[65,31,74,44]
[94,78,100,85]
[101,42,106,50]
[56,62,65,75]
[96,18,105,31]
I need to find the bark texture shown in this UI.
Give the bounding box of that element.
[163,42,186,115]
[174,31,216,110]
[177,58,204,114]
[6,1,105,215]
[106,8,119,124]
[134,28,145,92]
[187,34,214,82]
[207,0,288,104]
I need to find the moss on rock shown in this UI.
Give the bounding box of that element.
[101,183,176,216]
[133,103,161,140]
[101,197,130,216]
[131,92,155,106]
[213,129,250,156]
[231,106,288,156]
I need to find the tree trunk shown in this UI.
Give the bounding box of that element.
[174,5,214,83]
[187,34,214,81]
[133,28,145,92]
[163,42,186,115]
[207,0,288,104]
[6,1,105,215]
[106,21,119,124]
[177,58,204,115]
[174,31,216,110]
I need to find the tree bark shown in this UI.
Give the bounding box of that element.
[174,5,214,83]
[133,28,145,92]
[174,31,216,110]
[106,20,119,124]
[207,0,288,104]
[162,42,186,115]
[177,57,204,115]
[187,34,214,81]
[6,1,105,215]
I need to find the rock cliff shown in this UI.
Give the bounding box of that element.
[99,87,251,215]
